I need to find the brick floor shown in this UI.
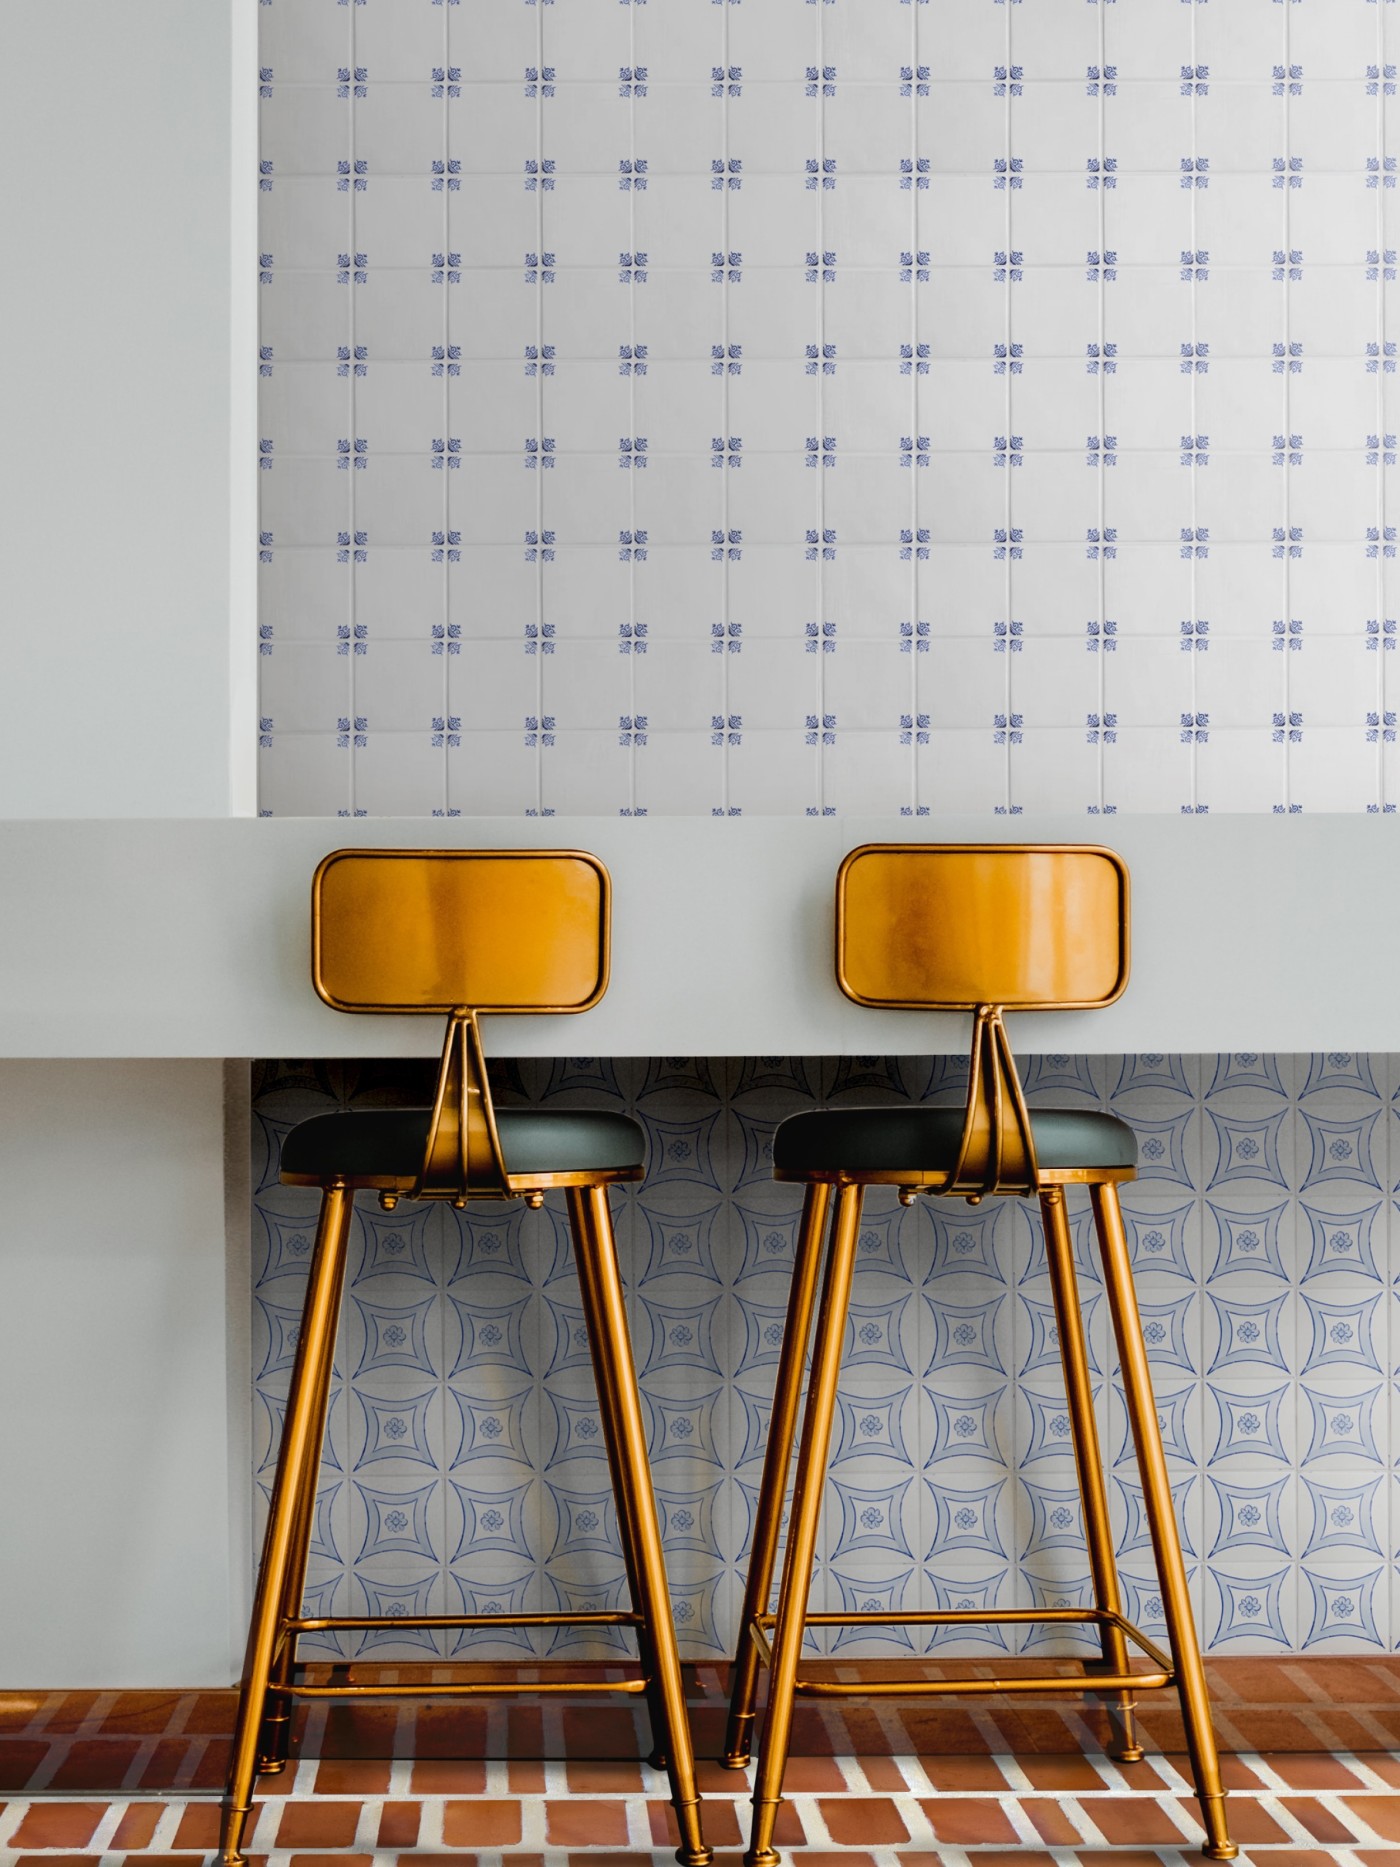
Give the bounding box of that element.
[9,1664,1400,1860]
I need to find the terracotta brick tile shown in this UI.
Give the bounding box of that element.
[507,1757,547,1793]
[817,1796,910,1844]
[98,1692,188,1735]
[507,1705,544,1756]
[693,1757,753,1793]
[275,1798,362,1847]
[285,1854,374,1867]
[990,1707,1084,1754]
[917,1794,1019,1844]
[135,1738,198,1790]
[919,1753,1015,1791]
[1358,1854,1400,1867]
[12,1855,103,1866]
[407,1856,480,1867]
[1346,1795,1400,1840]
[545,1797,630,1846]
[566,1855,662,1867]
[111,1802,164,1848]
[407,1756,487,1795]
[1228,1711,1328,1751]
[1278,1796,1361,1842]
[789,1707,836,1755]
[825,1707,897,1756]
[321,1704,398,1760]
[1259,1854,1354,1867]
[111,1855,210,1864]
[1217,1660,1315,1705]
[648,1795,744,1848]
[441,1798,524,1846]
[311,1756,390,1794]
[183,1692,238,1736]
[1023,1797,1084,1844]
[410,1705,489,1760]
[899,1708,992,1754]
[1356,1755,1400,1787]
[376,1798,421,1848]
[956,1852,1062,1867]
[780,1755,848,1792]
[1268,1754,1366,1789]
[565,1758,645,1792]
[1178,1794,1289,1845]
[1019,1753,1112,1792]
[1084,1794,1192,1844]
[562,1707,645,1759]
[0,1743,50,1791]
[858,1755,910,1789]
[46,1737,141,1789]
[1074,1852,1183,1867]
[10,1800,108,1847]
[172,1801,230,1848]
[38,1692,102,1734]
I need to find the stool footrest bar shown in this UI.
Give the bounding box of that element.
[745,1606,1173,1698]
[282,1675,651,1699]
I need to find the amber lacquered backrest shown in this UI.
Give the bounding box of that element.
[836,843,1129,1012]
[312,849,610,1014]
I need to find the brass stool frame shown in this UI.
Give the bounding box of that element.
[219,850,710,1867]
[721,845,1235,1867]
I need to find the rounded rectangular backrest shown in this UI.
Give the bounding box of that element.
[312,849,611,1014]
[836,843,1129,1011]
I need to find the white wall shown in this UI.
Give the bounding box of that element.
[0,1,245,817]
[0,1061,245,1686]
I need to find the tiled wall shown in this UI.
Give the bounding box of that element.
[258,0,1400,819]
[254,1054,1400,1659]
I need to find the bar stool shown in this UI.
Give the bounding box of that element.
[219,848,711,1867]
[722,843,1235,1867]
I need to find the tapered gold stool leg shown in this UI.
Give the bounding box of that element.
[722,1181,832,1769]
[567,1185,712,1867]
[747,1183,863,1867]
[1040,1188,1141,1763]
[219,1182,354,1867]
[257,1231,348,1775]
[569,1187,671,1771]
[1091,1183,1236,1861]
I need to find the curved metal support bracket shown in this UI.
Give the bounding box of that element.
[946,1005,1039,1200]
[414,1009,510,1203]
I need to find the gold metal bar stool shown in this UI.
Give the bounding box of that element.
[219,848,710,1867]
[722,843,1235,1867]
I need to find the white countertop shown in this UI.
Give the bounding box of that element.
[0,813,1386,1057]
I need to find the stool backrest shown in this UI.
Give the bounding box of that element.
[835,844,1129,1197]
[311,849,611,1200]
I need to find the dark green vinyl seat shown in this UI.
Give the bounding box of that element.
[281,1107,646,1182]
[773,1106,1136,1177]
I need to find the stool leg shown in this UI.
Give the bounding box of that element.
[256,1246,346,1775]
[722,1181,832,1769]
[219,1181,353,1867]
[568,1184,712,1867]
[747,1183,863,1867]
[1090,1182,1236,1862]
[1039,1187,1141,1763]
[570,1187,671,1771]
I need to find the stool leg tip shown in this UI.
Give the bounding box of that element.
[675,1849,713,1866]
[1113,1745,1146,1764]
[1202,1845,1239,1861]
[646,1749,668,1770]
[744,1850,782,1867]
[718,1750,750,1770]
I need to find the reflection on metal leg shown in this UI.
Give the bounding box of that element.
[746,1184,864,1867]
[220,1182,353,1867]
[568,1185,712,1867]
[722,1182,831,1770]
[1040,1187,1142,1763]
[1091,1182,1236,1861]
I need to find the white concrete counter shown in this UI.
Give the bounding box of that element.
[0,812,1389,1058]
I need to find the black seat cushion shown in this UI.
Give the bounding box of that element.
[772,1106,1136,1175]
[281,1107,646,1181]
